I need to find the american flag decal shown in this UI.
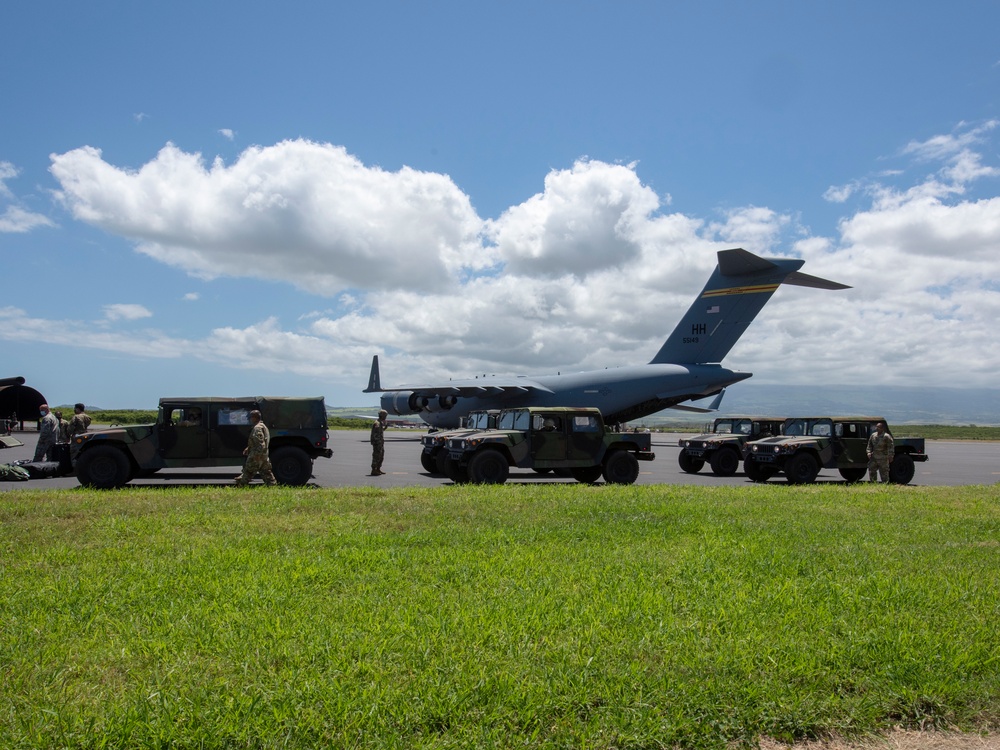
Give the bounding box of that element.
[706,305,720,313]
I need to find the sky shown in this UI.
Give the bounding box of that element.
[2,1,1000,410]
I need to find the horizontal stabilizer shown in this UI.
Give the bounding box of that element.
[784,270,851,290]
[668,388,726,414]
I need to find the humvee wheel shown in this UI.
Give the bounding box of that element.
[744,458,775,483]
[889,454,915,484]
[839,467,867,484]
[677,451,704,474]
[709,447,740,477]
[76,445,131,489]
[270,446,313,486]
[785,453,819,484]
[420,450,439,474]
[442,455,469,484]
[468,449,509,484]
[571,466,603,484]
[603,450,640,485]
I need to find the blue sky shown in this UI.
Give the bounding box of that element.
[2,1,999,409]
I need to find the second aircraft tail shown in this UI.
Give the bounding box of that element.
[650,248,849,365]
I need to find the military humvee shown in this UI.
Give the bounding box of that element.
[443,406,654,485]
[420,409,500,475]
[677,416,785,476]
[743,416,928,484]
[71,397,333,489]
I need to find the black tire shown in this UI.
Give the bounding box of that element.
[744,458,773,483]
[76,445,132,489]
[839,467,867,484]
[677,451,704,474]
[889,454,915,485]
[785,453,819,484]
[442,455,468,484]
[420,450,439,474]
[467,450,509,484]
[709,448,740,477]
[436,449,451,477]
[571,466,603,484]
[270,446,313,486]
[603,450,640,485]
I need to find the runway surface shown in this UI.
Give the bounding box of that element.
[1,428,998,490]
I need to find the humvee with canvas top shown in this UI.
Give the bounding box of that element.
[71,397,333,489]
[743,416,928,484]
[677,416,785,476]
[444,406,654,485]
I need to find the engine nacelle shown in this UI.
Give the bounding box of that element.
[380,391,417,416]
[417,394,458,413]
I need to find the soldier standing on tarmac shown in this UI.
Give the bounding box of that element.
[33,404,59,462]
[369,410,388,476]
[867,421,894,483]
[68,403,91,437]
[235,410,277,486]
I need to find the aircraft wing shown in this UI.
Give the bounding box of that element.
[363,355,552,396]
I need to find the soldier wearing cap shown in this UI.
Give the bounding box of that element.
[68,403,92,437]
[369,410,388,476]
[235,410,276,486]
[866,421,894,483]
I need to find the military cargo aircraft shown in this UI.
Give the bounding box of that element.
[364,248,849,429]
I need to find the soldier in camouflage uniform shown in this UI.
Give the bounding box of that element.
[34,404,59,462]
[866,421,894,483]
[369,409,388,476]
[54,411,71,443]
[235,410,276,486]
[68,403,92,437]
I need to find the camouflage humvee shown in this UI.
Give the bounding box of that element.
[677,416,785,476]
[71,396,333,489]
[419,409,500,475]
[444,406,655,485]
[743,416,928,484]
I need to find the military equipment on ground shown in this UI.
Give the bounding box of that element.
[677,416,785,476]
[71,397,334,489]
[443,406,654,485]
[743,417,928,484]
[419,409,500,475]
[365,248,849,429]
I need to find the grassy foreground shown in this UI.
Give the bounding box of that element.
[1,484,998,749]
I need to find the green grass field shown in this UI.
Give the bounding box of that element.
[1,484,998,748]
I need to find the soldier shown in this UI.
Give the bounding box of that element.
[54,411,71,442]
[68,403,92,437]
[369,409,388,476]
[235,410,276,486]
[33,403,59,462]
[866,421,894,483]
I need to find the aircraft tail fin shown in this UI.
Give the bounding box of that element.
[650,248,849,365]
[363,355,382,393]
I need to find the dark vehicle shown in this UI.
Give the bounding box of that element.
[444,406,654,485]
[71,397,334,489]
[420,409,500,475]
[744,417,928,484]
[677,416,784,476]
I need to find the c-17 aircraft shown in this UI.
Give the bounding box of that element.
[364,248,849,429]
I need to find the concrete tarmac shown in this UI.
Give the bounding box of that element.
[1,428,998,490]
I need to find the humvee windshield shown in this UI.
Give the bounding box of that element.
[498,410,531,431]
[783,418,833,437]
[712,418,753,435]
[467,412,494,430]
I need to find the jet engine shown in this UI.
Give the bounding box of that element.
[415,394,458,413]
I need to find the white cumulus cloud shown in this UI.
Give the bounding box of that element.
[103,303,153,321]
